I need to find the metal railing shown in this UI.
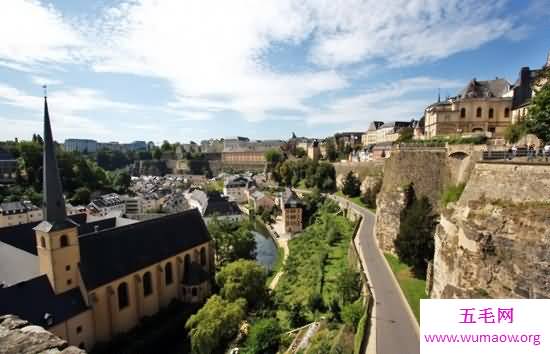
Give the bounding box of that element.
[482,149,550,163]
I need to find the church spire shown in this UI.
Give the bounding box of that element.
[42,91,67,224]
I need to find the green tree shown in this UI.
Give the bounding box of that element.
[342,171,361,197]
[394,189,438,278]
[153,147,162,160]
[294,147,306,158]
[71,187,91,205]
[341,299,364,330]
[325,139,337,162]
[504,122,527,143]
[185,296,246,354]
[207,218,256,265]
[243,318,282,354]
[265,149,283,172]
[289,302,307,328]
[113,171,131,193]
[216,260,267,307]
[525,69,550,143]
[338,268,361,304]
[396,127,414,143]
[360,180,382,209]
[161,140,172,151]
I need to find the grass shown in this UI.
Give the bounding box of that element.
[383,253,427,322]
[441,183,466,207]
[275,209,354,323]
[335,191,376,213]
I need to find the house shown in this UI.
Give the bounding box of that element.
[0,201,42,228]
[185,189,208,215]
[221,139,283,171]
[424,78,513,139]
[279,188,303,234]
[203,192,244,222]
[0,96,213,351]
[361,121,384,146]
[0,149,17,184]
[87,193,126,217]
[162,193,189,214]
[511,55,550,124]
[223,176,254,203]
[248,191,275,213]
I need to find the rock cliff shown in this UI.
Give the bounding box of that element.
[431,163,550,299]
[0,315,86,354]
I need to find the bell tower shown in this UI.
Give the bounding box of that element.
[34,91,80,294]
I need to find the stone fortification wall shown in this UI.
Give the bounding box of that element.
[432,163,550,299]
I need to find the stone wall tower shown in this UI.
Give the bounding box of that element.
[34,94,81,294]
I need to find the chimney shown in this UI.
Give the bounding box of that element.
[520,67,530,85]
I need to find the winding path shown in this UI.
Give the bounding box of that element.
[330,194,420,354]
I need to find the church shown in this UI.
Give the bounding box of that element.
[0,96,214,351]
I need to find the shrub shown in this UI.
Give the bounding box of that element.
[341,299,364,331]
[243,318,282,354]
[342,172,361,198]
[441,183,465,207]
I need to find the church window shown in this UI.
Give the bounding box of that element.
[143,272,153,297]
[41,237,46,248]
[200,248,207,266]
[460,108,466,118]
[76,326,82,334]
[476,107,482,117]
[65,265,71,271]
[165,262,173,285]
[60,235,69,248]
[118,282,129,309]
[488,108,494,119]
[67,279,72,285]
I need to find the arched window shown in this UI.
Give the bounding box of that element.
[60,235,69,248]
[460,108,466,118]
[488,108,494,119]
[165,262,173,285]
[40,236,46,248]
[143,272,153,297]
[184,254,191,280]
[476,107,482,118]
[504,108,510,118]
[117,282,129,309]
[200,248,206,266]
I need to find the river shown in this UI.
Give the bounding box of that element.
[252,230,278,271]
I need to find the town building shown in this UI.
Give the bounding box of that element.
[334,132,363,147]
[0,150,17,184]
[424,78,513,139]
[162,193,190,214]
[185,189,208,215]
[203,192,244,222]
[223,176,254,203]
[280,188,303,234]
[87,193,126,217]
[0,96,213,351]
[511,55,550,124]
[362,121,384,146]
[307,140,321,161]
[0,201,42,228]
[248,191,275,213]
[64,139,98,153]
[221,139,283,171]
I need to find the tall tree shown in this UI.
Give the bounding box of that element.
[394,191,438,278]
[216,260,267,307]
[325,139,337,162]
[342,171,361,197]
[525,69,550,143]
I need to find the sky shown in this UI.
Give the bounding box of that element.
[0,0,549,144]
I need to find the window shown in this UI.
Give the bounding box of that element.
[165,262,173,285]
[60,235,69,248]
[143,272,153,297]
[488,108,494,119]
[41,237,46,248]
[476,107,482,118]
[192,288,197,297]
[67,279,72,285]
[117,282,129,309]
[460,108,466,118]
[76,326,82,334]
[200,248,207,266]
[504,108,510,118]
[65,265,71,271]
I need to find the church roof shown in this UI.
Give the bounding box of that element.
[0,241,38,287]
[0,275,88,328]
[78,208,211,290]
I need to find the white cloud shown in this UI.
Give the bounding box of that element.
[306,77,462,125]
[0,0,84,69]
[30,75,62,86]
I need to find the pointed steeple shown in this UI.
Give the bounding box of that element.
[42,93,67,224]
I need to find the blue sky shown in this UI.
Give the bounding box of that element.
[0,0,548,144]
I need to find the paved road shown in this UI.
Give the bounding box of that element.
[331,195,420,354]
